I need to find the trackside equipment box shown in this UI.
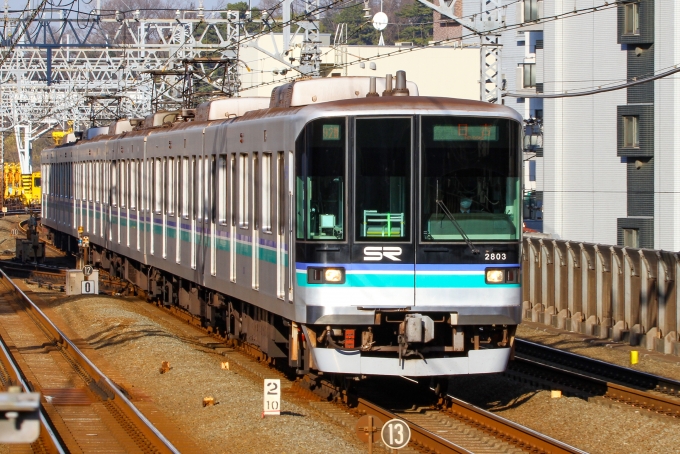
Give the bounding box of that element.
[65,269,99,296]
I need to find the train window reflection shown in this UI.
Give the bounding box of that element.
[295,118,345,241]
[355,117,411,241]
[421,116,520,242]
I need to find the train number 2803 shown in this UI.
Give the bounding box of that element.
[485,252,507,260]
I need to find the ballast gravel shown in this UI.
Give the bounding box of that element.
[47,295,365,454]
[441,322,680,454]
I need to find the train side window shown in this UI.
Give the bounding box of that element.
[167,157,175,215]
[218,155,227,224]
[111,160,118,207]
[88,162,94,202]
[239,153,249,228]
[181,157,189,218]
[120,159,127,209]
[197,156,203,221]
[130,160,137,210]
[278,152,285,236]
[262,153,272,233]
[137,159,143,212]
[154,158,163,214]
[95,161,100,203]
[79,163,84,201]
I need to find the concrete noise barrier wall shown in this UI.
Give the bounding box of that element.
[522,237,680,356]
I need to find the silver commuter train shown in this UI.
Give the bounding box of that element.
[41,72,523,378]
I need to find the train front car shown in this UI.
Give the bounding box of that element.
[295,97,523,377]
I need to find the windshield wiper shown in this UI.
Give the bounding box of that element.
[435,181,480,255]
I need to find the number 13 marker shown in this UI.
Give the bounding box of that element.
[263,379,281,417]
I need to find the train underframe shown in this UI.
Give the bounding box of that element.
[49,229,516,378]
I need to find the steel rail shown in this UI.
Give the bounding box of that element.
[356,398,472,454]
[440,395,586,454]
[516,338,680,394]
[514,339,680,417]
[0,267,181,454]
[357,396,585,454]
[0,334,66,453]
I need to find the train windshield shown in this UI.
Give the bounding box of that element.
[295,118,346,241]
[421,116,520,242]
[355,117,411,241]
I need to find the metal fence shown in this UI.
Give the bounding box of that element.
[522,236,680,356]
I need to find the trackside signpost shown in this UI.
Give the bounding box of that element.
[381,418,411,451]
[262,379,280,417]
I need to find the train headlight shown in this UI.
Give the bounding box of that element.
[485,269,505,284]
[324,268,344,283]
[307,267,346,284]
[485,268,520,284]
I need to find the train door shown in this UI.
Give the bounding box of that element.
[252,153,259,290]
[276,151,286,300]
[191,156,197,270]
[352,117,415,307]
[230,154,236,282]
[210,155,217,277]
[162,157,167,258]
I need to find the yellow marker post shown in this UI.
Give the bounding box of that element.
[631,350,639,365]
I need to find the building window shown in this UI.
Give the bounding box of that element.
[524,0,538,22]
[529,160,536,182]
[522,63,536,88]
[623,116,639,148]
[623,228,639,248]
[623,3,639,35]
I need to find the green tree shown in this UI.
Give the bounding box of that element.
[330,3,377,45]
[395,1,433,45]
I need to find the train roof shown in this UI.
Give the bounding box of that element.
[236,95,523,123]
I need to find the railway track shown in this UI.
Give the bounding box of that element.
[355,395,586,454]
[0,268,186,453]
[511,339,680,418]
[290,372,585,454]
[0,324,66,453]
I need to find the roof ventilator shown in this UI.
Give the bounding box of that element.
[393,70,409,96]
[382,74,393,96]
[366,76,379,97]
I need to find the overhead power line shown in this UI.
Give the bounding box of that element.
[504,64,680,99]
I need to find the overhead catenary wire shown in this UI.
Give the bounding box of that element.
[240,0,631,94]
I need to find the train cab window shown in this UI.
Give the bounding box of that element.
[355,117,411,241]
[295,118,346,241]
[420,116,520,242]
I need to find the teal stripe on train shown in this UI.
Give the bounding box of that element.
[102,213,286,266]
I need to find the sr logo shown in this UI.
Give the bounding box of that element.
[363,246,403,261]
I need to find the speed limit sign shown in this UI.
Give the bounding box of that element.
[381,418,411,450]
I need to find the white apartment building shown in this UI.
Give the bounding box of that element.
[486,0,677,250]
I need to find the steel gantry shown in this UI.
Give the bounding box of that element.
[0,1,323,175]
[416,0,503,104]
